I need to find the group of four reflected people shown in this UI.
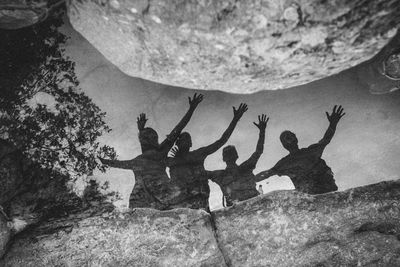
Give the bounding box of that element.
[99,93,345,211]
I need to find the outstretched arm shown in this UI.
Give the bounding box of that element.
[195,103,248,157]
[98,157,135,170]
[159,93,203,152]
[254,156,288,182]
[255,168,277,182]
[318,105,345,146]
[207,169,225,184]
[240,114,269,170]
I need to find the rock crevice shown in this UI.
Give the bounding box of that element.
[2,179,400,266]
[209,212,230,267]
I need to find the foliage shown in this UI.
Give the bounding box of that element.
[0,10,115,181]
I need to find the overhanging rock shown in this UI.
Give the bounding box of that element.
[66,0,400,93]
[1,1,399,92]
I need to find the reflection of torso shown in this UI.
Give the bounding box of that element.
[129,150,170,209]
[168,153,210,210]
[275,145,337,194]
[214,167,259,202]
[169,152,207,181]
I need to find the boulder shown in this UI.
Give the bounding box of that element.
[66,0,400,92]
[1,208,226,266]
[1,1,399,93]
[2,180,400,266]
[213,180,400,267]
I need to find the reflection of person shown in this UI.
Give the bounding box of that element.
[209,114,268,207]
[258,185,264,195]
[256,105,345,194]
[167,104,248,211]
[99,94,203,209]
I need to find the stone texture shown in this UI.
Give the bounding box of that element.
[213,180,400,267]
[0,0,50,29]
[65,0,400,93]
[1,208,226,266]
[2,180,400,266]
[2,1,399,92]
[383,48,400,80]
[357,31,400,94]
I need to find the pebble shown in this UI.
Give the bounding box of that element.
[151,15,162,24]
[110,0,120,10]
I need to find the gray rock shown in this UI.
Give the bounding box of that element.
[2,1,399,92]
[1,208,226,266]
[66,0,400,93]
[2,180,400,266]
[213,180,400,267]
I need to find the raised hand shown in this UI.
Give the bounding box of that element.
[137,113,147,131]
[253,114,269,131]
[326,105,345,125]
[233,103,248,120]
[188,93,204,110]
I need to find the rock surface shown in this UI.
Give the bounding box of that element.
[0,0,57,29]
[1,1,399,92]
[213,180,400,267]
[66,0,400,92]
[1,208,226,266]
[2,180,400,266]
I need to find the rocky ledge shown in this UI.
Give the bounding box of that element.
[1,179,400,266]
[1,208,225,266]
[214,180,400,266]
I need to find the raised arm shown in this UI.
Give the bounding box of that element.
[98,157,135,170]
[318,105,345,146]
[195,103,248,157]
[136,113,148,134]
[240,114,268,170]
[159,93,203,152]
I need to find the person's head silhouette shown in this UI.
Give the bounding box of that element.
[280,130,299,152]
[138,127,159,151]
[175,132,192,152]
[222,145,238,164]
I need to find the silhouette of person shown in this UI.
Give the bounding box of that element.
[256,105,345,194]
[209,114,269,207]
[99,93,203,210]
[167,103,248,211]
